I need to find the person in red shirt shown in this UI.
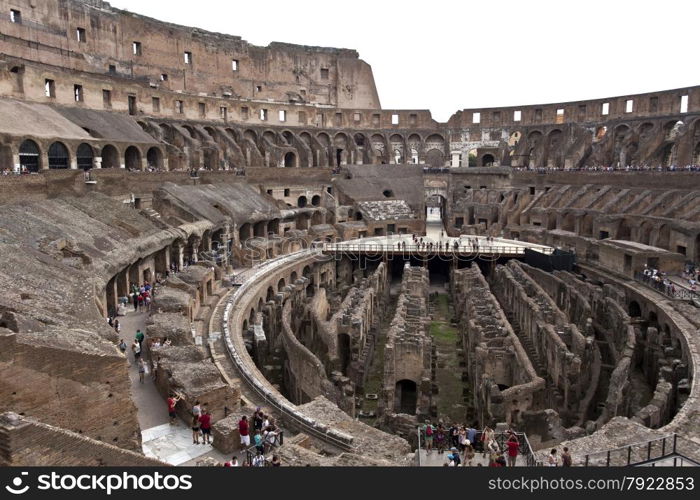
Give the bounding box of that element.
[199,409,212,445]
[506,434,519,467]
[167,394,180,425]
[238,415,250,447]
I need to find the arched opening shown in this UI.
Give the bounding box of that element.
[311,211,323,225]
[249,308,256,327]
[661,143,674,167]
[19,139,40,172]
[239,223,252,244]
[580,214,594,237]
[124,146,141,171]
[338,333,351,374]
[481,153,495,166]
[290,271,298,283]
[648,311,658,327]
[297,196,308,208]
[628,301,642,318]
[76,143,94,170]
[306,284,315,298]
[467,148,478,167]
[48,142,69,169]
[277,278,286,292]
[617,219,631,240]
[656,224,670,249]
[266,286,275,302]
[639,222,653,245]
[302,266,312,279]
[311,195,321,206]
[146,147,163,170]
[284,151,296,168]
[560,213,575,232]
[296,213,310,230]
[253,221,266,238]
[395,379,417,414]
[101,145,119,168]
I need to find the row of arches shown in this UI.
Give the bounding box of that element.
[140,120,449,170]
[16,139,164,172]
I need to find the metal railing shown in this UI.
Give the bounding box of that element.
[218,250,354,452]
[583,434,700,467]
[635,272,699,301]
[320,242,554,257]
[244,431,285,466]
[415,429,539,467]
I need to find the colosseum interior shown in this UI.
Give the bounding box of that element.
[0,0,699,468]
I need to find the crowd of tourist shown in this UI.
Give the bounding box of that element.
[639,264,699,297]
[404,234,498,253]
[222,409,283,467]
[421,421,573,467]
[513,164,700,173]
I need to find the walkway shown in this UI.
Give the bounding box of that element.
[118,308,228,465]
[322,233,553,257]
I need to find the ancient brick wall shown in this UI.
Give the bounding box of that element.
[0,412,163,466]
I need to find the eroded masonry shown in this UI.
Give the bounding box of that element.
[0,0,699,467]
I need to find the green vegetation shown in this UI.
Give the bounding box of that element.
[430,293,468,423]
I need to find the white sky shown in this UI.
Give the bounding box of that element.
[110,0,699,122]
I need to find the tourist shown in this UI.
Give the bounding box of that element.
[223,456,239,467]
[496,452,507,467]
[254,430,264,454]
[253,408,264,432]
[435,424,447,454]
[271,454,281,467]
[463,441,475,466]
[458,426,468,451]
[114,319,120,333]
[192,401,202,419]
[199,409,212,445]
[446,447,461,466]
[132,292,138,311]
[135,329,144,348]
[118,338,127,354]
[191,414,201,445]
[167,393,181,425]
[138,358,146,383]
[548,448,559,466]
[239,415,251,448]
[449,423,460,449]
[481,426,496,456]
[506,433,519,466]
[561,446,572,466]
[252,450,265,467]
[422,421,434,453]
[466,424,477,450]
[264,426,281,450]
[132,339,141,360]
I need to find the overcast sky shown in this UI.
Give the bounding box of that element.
[110,0,699,122]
